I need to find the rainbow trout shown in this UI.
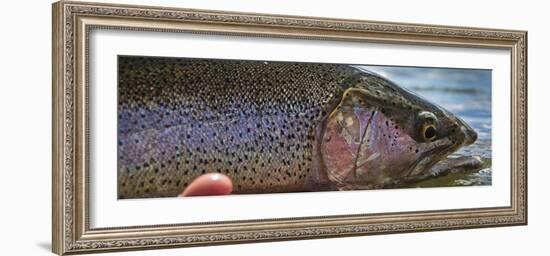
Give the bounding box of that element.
[118,56,478,199]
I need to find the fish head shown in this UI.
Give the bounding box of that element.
[318,69,477,189]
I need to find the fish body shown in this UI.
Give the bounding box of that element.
[118,57,477,199]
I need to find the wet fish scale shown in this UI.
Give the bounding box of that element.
[118,57,355,198]
[117,56,477,199]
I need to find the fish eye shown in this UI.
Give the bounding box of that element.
[417,111,438,142]
[422,124,437,141]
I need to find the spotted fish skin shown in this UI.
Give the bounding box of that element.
[118,57,356,198]
[118,56,477,199]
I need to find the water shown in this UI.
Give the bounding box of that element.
[363,66,492,187]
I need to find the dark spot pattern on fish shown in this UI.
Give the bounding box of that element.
[118,57,357,198]
[117,56,477,199]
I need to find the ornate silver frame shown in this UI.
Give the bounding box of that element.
[52,1,527,255]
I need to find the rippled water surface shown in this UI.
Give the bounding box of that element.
[364,66,492,187]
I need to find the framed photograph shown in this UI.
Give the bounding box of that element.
[52,1,527,255]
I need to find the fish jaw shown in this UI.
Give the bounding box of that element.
[403,108,479,176]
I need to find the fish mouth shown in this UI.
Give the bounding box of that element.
[407,138,454,177]
[408,121,478,177]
